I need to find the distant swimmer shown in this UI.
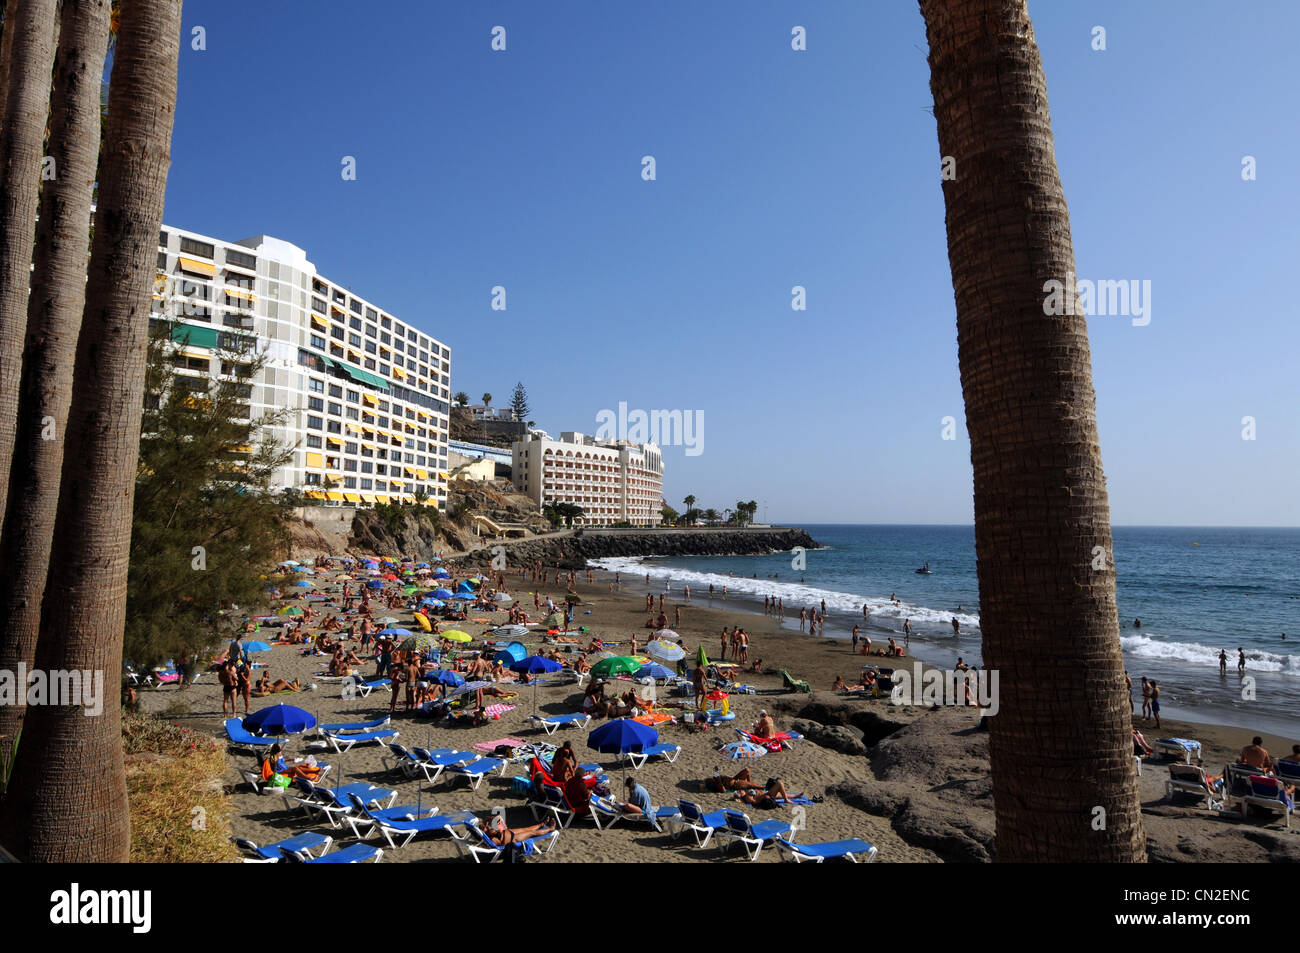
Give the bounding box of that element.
[1219,650,1228,676]
[951,617,960,636]
[821,599,826,615]
[903,619,911,644]
[862,604,868,620]
[1134,619,1141,629]
[1238,647,1246,674]
[916,562,932,575]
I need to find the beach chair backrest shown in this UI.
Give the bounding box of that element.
[294,777,317,798]
[347,792,373,815]
[679,799,703,822]
[1248,776,1283,800]
[1169,764,1205,784]
[722,809,751,835]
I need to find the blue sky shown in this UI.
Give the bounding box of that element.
[162,1,1299,526]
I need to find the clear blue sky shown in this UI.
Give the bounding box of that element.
[162,1,1299,526]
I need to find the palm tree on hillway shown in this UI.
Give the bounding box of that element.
[1,0,184,864]
[683,495,695,525]
[920,0,1144,861]
[481,393,492,413]
[454,391,469,408]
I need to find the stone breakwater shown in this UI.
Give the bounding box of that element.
[465,527,820,570]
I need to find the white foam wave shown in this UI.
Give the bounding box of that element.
[588,555,982,632]
[1120,634,1300,676]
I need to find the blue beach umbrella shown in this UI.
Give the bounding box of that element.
[378,627,412,637]
[431,588,454,600]
[492,641,527,665]
[367,580,384,589]
[421,668,464,688]
[243,640,273,654]
[293,580,313,588]
[244,703,316,737]
[720,741,767,760]
[451,593,474,601]
[512,655,562,711]
[635,662,674,681]
[587,719,659,782]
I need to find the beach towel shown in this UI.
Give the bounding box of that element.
[483,704,515,719]
[473,737,527,754]
[632,712,674,727]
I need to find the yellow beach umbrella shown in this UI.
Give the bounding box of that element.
[442,630,472,643]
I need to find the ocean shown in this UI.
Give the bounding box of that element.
[589,524,1300,739]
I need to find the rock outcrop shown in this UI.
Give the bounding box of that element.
[463,527,820,570]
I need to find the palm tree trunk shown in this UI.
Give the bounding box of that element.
[0,0,112,753]
[918,0,1145,862]
[0,0,58,525]
[0,2,21,129]
[0,0,181,863]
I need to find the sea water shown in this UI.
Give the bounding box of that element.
[590,524,1299,739]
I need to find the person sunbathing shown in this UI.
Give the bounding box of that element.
[552,633,581,644]
[1240,737,1274,771]
[573,654,591,675]
[252,673,301,696]
[262,744,321,782]
[484,816,557,848]
[753,711,777,739]
[708,767,766,794]
[1132,728,1155,757]
[550,741,578,783]
[832,675,847,691]
[734,778,805,809]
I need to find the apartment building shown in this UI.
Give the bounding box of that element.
[151,227,452,506]
[512,432,664,526]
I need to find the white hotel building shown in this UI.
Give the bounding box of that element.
[151,227,452,506]
[512,432,664,526]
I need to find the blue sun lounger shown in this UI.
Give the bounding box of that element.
[232,832,333,862]
[449,821,559,862]
[529,713,591,735]
[627,743,682,770]
[1155,738,1201,763]
[317,716,391,735]
[284,842,384,863]
[717,809,793,860]
[224,718,279,751]
[588,794,680,833]
[416,750,478,783]
[443,757,507,791]
[775,837,878,863]
[347,796,478,848]
[668,800,730,847]
[323,727,398,752]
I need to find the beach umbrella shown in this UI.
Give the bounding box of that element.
[367,580,384,589]
[378,627,412,637]
[376,617,399,625]
[432,570,450,580]
[277,605,303,616]
[635,662,674,681]
[401,585,420,595]
[293,580,313,588]
[422,668,464,688]
[441,630,472,643]
[492,593,512,603]
[382,573,399,581]
[493,641,527,665]
[297,567,316,575]
[277,560,299,567]
[421,598,445,608]
[720,741,766,760]
[564,594,582,604]
[543,611,564,628]
[400,633,438,654]
[512,655,562,712]
[447,680,491,700]
[243,640,273,654]
[432,556,443,562]
[590,656,640,679]
[244,704,316,737]
[451,593,475,601]
[491,624,528,639]
[432,588,454,600]
[587,718,659,783]
[646,639,685,662]
[653,629,679,641]
[416,562,429,569]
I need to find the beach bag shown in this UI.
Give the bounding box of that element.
[269,773,291,790]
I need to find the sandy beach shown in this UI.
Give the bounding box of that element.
[138,567,1300,863]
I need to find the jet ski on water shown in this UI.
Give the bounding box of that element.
[915,561,932,575]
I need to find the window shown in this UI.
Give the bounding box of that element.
[366,307,377,320]
[331,326,344,340]
[333,290,345,303]
[394,340,405,353]
[157,251,167,270]
[344,460,357,472]
[312,297,327,313]
[350,299,362,314]
[381,316,391,329]
[365,324,377,339]
[328,384,342,398]
[376,465,387,476]
[327,420,341,434]
[305,435,322,448]
[312,279,327,294]
[361,461,373,474]
[345,407,359,420]
[225,248,256,270]
[310,334,326,350]
[349,317,361,331]
[349,334,362,347]
[360,478,373,490]
[361,445,373,457]
[308,379,324,394]
[159,229,169,246]
[407,330,416,341]
[304,473,322,486]
[308,397,324,412]
[307,416,323,430]
[345,442,358,454]
[364,358,376,370]
[365,341,377,354]
[344,477,357,489]
[328,402,342,416]
[180,237,215,258]
[380,332,391,345]
[347,390,359,403]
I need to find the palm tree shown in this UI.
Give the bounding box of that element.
[0,0,112,754]
[0,0,183,863]
[919,0,1143,861]
[481,393,492,413]
[683,494,695,524]
[454,391,468,407]
[0,0,60,522]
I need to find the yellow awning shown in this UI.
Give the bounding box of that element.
[326,492,344,501]
[362,442,377,450]
[305,490,326,499]
[438,471,449,479]
[362,394,377,405]
[326,437,343,448]
[310,315,328,331]
[178,256,216,276]
[344,492,362,503]
[390,435,403,445]
[416,469,428,479]
[305,452,323,468]
[417,410,431,419]
[347,350,361,362]
[390,480,404,488]
[224,287,256,301]
[375,494,391,504]
[392,367,405,379]
[178,347,210,359]
[346,424,363,434]
[360,493,376,503]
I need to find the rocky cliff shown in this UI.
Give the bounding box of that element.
[462,527,820,570]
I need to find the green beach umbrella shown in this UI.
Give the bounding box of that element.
[590,656,641,678]
[695,645,710,668]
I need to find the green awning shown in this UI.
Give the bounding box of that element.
[170,323,219,349]
[335,361,389,392]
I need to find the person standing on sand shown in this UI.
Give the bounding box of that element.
[852,625,860,654]
[739,629,749,664]
[799,608,807,632]
[1150,680,1161,728]
[692,663,707,709]
[1125,671,1133,712]
[1238,647,1246,675]
[1219,650,1228,676]
[236,661,252,715]
[903,619,911,644]
[720,628,729,660]
[684,585,690,600]
[1140,677,1151,720]
[674,605,681,627]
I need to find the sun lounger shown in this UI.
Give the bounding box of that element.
[775,837,877,863]
[735,727,802,750]
[446,820,559,862]
[224,718,279,751]
[323,727,398,753]
[587,794,680,833]
[380,742,426,777]
[530,784,581,829]
[1238,776,1294,828]
[1154,738,1201,763]
[415,749,478,783]
[316,715,391,735]
[282,842,383,863]
[289,778,397,827]
[779,669,812,694]
[627,743,682,770]
[443,757,507,791]
[669,799,730,848]
[1276,761,1300,786]
[1165,764,1226,811]
[716,809,793,860]
[345,794,476,847]
[232,832,333,863]
[342,674,392,698]
[529,713,591,736]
